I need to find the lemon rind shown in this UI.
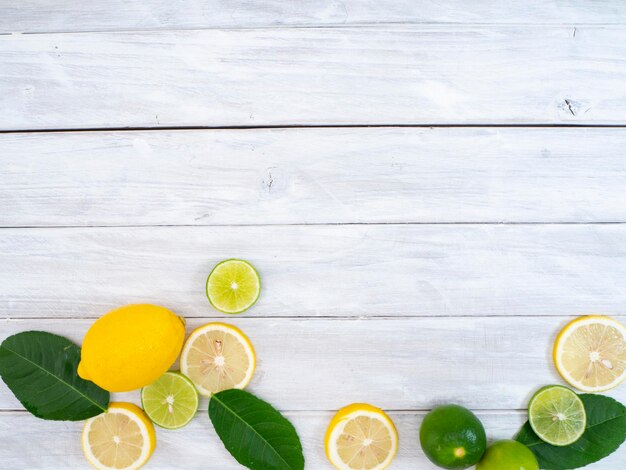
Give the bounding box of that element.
[82,403,154,470]
[180,322,256,397]
[325,406,398,470]
[554,315,626,393]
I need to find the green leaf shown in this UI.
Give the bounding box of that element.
[0,331,109,420]
[517,394,626,469]
[209,389,304,470]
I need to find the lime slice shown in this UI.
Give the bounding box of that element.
[141,371,199,430]
[528,385,586,446]
[206,259,261,314]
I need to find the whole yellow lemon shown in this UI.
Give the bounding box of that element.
[78,304,186,392]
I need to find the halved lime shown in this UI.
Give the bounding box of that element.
[528,385,586,446]
[141,371,199,429]
[206,259,261,314]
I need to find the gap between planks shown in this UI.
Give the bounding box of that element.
[1,222,625,230]
[3,123,626,135]
[4,23,626,35]
[5,314,626,321]
[0,409,529,415]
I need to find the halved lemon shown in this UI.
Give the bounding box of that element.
[325,403,398,470]
[82,402,156,470]
[180,322,256,396]
[554,315,626,392]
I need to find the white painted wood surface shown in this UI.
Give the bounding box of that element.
[2,411,626,469]
[11,410,617,469]
[3,1,626,33]
[2,128,626,226]
[3,316,626,412]
[2,26,626,130]
[1,225,625,319]
[2,2,626,469]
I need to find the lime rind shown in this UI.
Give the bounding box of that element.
[141,371,199,430]
[206,259,261,314]
[528,385,586,446]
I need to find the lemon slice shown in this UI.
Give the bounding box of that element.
[206,259,261,314]
[82,403,156,470]
[325,403,398,470]
[180,322,256,396]
[554,315,626,392]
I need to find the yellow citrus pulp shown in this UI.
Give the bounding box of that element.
[325,403,398,470]
[554,315,626,392]
[82,403,156,470]
[180,322,256,396]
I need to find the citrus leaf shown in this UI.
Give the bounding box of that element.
[209,389,304,470]
[0,331,109,420]
[517,394,626,469]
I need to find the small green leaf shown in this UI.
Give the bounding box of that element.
[209,389,304,470]
[0,331,109,420]
[517,394,626,469]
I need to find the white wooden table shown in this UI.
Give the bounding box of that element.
[1,2,626,468]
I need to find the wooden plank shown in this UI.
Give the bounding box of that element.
[1,225,625,319]
[0,410,585,470]
[2,128,626,226]
[3,411,623,469]
[3,413,623,470]
[2,316,626,412]
[3,1,626,34]
[2,26,626,130]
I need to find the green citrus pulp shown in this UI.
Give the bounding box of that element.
[141,371,199,429]
[206,259,261,314]
[420,404,487,469]
[476,440,538,470]
[528,385,586,446]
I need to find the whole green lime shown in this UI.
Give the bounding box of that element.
[476,440,538,470]
[420,404,487,469]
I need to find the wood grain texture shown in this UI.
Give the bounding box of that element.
[2,128,626,226]
[1,225,625,319]
[0,410,622,469]
[3,1,626,33]
[2,26,626,130]
[3,317,626,413]
[3,4,626,469]
[12,410,622,470]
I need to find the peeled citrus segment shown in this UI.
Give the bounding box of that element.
[206,259,261,314]
[554,315,626,392]
[325,403,398,470]
[82,403,155,470]
[528,385,586,446]
[141,371,199,430]
[180,322,256,396]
